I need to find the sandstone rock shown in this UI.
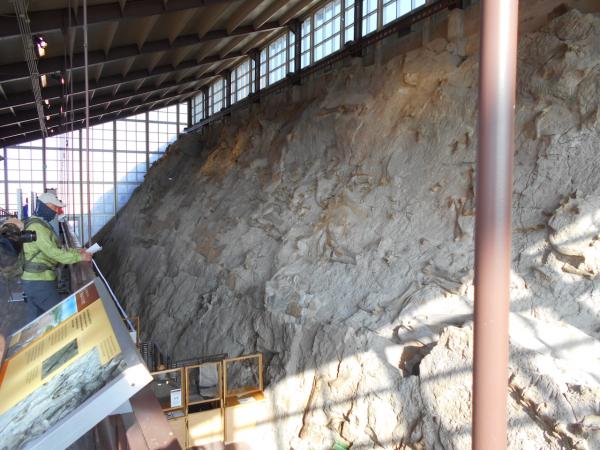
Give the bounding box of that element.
[97,8,600,450]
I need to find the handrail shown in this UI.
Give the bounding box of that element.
[59,221,95,291]
[92,259,135,333]
[60,221,135,333]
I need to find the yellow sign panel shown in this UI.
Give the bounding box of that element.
[0,299,122,415]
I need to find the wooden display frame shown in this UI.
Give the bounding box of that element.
[150,367,186,413]
[185,361,222,408]
[147,353,264,449]
[223,353,263,404]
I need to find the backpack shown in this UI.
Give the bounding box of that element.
[0,217,54,278]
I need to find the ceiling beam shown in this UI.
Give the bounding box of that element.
[0,74,212,128]
[0,91,194,148]
[0,52,244,111]
[279,0,315,26]
[227,0,264,33]
[253,0,287,28]
[0,22,282,83]
[0,0,240,40]
[0,85,199,141]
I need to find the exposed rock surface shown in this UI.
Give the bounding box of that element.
[98,9,600,450]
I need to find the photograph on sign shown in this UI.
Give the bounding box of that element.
[5,281,100,359]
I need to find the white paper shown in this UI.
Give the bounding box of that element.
[86,243,103,255]
[170,388,182,408]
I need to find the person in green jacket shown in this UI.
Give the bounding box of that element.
[21,192,92,321]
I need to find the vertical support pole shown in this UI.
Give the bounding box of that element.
[3,147,9,211]
[309,15,314,65]
[265,45,270,87]
[145,112,150,172]
[340,0,346,49]
[354,0,363,41]
[113,120,117,215]
[83,0,92,245]
[252,50,260,97]
[285,30,290,75]
[79,129,84,241]
[42,137,47,191]
[202,86,210,119]
[472,1,519,450]
[16,189,22,221]
[187,98,192,128]
[292,19,302,75]
[224,71,232,109]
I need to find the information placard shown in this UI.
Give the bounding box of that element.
[0,278,152,450]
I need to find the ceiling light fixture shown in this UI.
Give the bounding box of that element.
[34,36,47,58]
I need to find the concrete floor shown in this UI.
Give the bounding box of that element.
[0,277,29,340]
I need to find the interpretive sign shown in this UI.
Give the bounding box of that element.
[0,278,152,450]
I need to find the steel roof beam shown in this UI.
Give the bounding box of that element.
[0,0,241,39]
[0,91,193,148]
[0,21,281,83]
[0,74,214,127]
[0,86,196,141]
[0,52,242,111]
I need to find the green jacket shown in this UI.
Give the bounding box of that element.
[21,216,82,281]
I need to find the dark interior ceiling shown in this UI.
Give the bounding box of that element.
[0,0,324,147]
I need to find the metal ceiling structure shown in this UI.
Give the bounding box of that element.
[0,0,325,147]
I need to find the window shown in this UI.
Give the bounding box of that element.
[301,17,312,68]
[288,31,296,74]
[383,0,426,25]
[209,78,225,115]
[345,0,356,42]
[232,58,253,104]
[313,0,342,62]
[179,102,188,131]
[192,93,204,124]
[362,0,378,35]
[268,34,288,85]
[260,49,267,89]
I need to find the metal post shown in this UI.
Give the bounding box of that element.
[3,148,9,211]
[354,0,363,41]
[340,0,346,49]
[113,120,117,215]
[202,86,210,119]
[16,189,22,220]
[293,20,302,75]
[79,129,84,240]
[145,112,150,171]
[224,70,232,109]
[42,137,47,191]
[252,50,260,97]
[83,0,92,245]
[472,1,519,450]
[187,99,192,128]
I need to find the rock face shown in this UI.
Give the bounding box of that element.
[98,9,600,450]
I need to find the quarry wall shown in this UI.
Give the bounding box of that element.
[98,3,600,449]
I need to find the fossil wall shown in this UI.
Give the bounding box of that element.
[98,7,600,450]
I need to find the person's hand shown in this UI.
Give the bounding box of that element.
[80,250,93,262]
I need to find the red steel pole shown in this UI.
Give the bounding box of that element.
[473,1,519,449]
